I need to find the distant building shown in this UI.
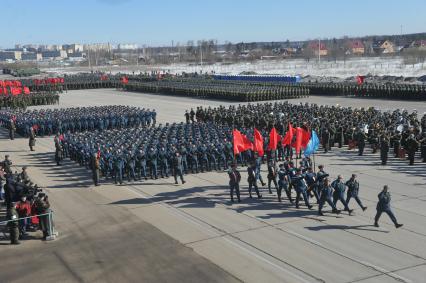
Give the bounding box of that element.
[308,41,328,56]
[347,40,365,55]
[0,51,22,61]
[118,43,138,50]
[41,50,67,60]
[84,43,112,52]
[21,52,42,61]
[373,40,395,54]
[67,52,86,62]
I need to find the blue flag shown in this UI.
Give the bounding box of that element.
[304,130,319,156]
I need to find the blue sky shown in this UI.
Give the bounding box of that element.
[2,0,425,48]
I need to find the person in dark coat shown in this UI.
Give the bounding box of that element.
[29,126,36,151]
[374,185,403,228]
[345,174,367,211]
[380,134,390,165]
[247,162,262,199]
[228,163,241,202]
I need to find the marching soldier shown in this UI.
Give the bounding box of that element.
[318,178,340,216]
[345,174,367,211]
[228,163,241,202]
[332,175,353,215]
[374,185,403,228]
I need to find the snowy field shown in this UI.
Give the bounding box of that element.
[43,56,426,79]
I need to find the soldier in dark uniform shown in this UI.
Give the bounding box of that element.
[228,163,241,202]
[266,160,278,196]
[54,134,63,165]
[321,128,330,153]
[147,147,158,179]
[3,155,13,176]
[406,134,419,165]
[305,167,319,203]
[291,169,312,209]
[29,126,36,151]
[332,175,353,215]
[318,178,340,216]
[277,164,290,202]
[172,152,185,185]
[91,152,100,186]
[380,134,390,165]
[9,118,16,140]
[247,162,262,199]
[345,174,367,211]
[7,202,20,245]
[374,185,403,228]
[136,148,148,180]
[185,110,190,124]
[355,129,366,156]
[391,131,402,157]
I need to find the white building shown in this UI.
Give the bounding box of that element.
[118,43,138,50]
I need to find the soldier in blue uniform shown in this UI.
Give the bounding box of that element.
[345,174,367,211]
[291,169,313,209]
[172,152,185,185]
[332,175,353,215]
[277,164,291,202]
[147,147,158,179]
[318,178,341,216]
[374,185,403,228]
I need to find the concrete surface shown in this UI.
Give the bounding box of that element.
[1,89,425,283]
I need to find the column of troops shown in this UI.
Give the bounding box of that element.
[124,79,310,102]
[0,92,59,110]
[0,106,156,138]
[303,82,426,100]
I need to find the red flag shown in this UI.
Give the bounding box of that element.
[267,127,279,150]
[11,87,21,96]
[253,128,264,157]
[121,76,129,84]
[356,75,364,85]
[233,129,253,155]
[23,87,30,95]
[294,127,303,154]
[300,128,311,148]
[282,123,294,146]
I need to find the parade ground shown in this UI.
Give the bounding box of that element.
[1,89,426,283]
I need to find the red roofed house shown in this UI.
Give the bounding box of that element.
[347,40,365,55]
[308,41,328,56]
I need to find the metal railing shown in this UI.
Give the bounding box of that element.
[0,210,57,241]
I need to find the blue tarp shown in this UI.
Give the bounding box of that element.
[213,75,301,83]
